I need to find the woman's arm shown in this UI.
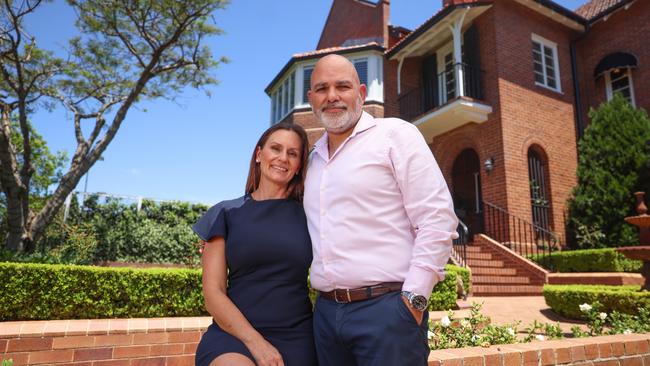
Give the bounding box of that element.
[202,237,285,366]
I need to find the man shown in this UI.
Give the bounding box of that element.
[303,54,458,365]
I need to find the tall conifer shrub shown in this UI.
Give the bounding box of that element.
[568,94,650,248]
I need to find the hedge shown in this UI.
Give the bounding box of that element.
[531,248,642,273]
[1,262,470,321]
[543,284,650,320]
[0,262,206,321]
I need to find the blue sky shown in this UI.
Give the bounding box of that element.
[27,0,587,205]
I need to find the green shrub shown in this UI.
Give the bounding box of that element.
[543,284,650,320]
[428,265,471,311]
[531,248,642,272]
[0,262,205,320]
[567,94,650,248]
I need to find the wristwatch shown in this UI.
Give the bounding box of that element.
[401,291,428,312]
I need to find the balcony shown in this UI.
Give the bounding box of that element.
[398,63,492,140]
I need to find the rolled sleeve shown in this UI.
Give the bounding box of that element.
[388,123,458,299]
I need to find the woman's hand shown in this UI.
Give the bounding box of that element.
[246,337,285,366]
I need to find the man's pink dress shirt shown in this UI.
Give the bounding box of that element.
[304,112,458,300]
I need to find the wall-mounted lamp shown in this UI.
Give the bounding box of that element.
[484,157,495,173]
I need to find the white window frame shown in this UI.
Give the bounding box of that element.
[531,34,561,93]
[605,67,636,107]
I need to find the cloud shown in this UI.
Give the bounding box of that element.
[129,168,141,176]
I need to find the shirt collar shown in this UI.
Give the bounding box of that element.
[313,111,376,160]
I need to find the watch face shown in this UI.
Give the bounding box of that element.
[412,295,428,311]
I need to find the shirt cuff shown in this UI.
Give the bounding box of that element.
[402,264,446,301]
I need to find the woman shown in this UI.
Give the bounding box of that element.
[193,123,316,366]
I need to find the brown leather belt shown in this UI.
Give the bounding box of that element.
[319,282,403,303]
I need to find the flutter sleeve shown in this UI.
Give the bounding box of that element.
[192,201,227,242]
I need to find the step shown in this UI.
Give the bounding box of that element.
[465,252,493,260]
[464,246,485,253]
[469,267,517,276]
[472,285,544,296]
[465,259,504,267]
[472,275,531,284]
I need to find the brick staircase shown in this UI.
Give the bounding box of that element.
[465,235,548,296]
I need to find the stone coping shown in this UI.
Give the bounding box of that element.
[547,272,645,286]
[0,317,213,338]
[428,333,650,365]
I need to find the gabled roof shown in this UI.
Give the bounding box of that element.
[575,0,635,21]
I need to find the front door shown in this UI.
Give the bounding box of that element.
[452,149,483,238]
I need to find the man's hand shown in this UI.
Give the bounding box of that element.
[401,295,424,324]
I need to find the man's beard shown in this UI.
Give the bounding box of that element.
[315,96,363,134]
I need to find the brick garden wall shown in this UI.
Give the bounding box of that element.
[0,317,211,365]
[1,318,648,365]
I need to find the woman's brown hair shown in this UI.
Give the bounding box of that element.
[244,122,310,201]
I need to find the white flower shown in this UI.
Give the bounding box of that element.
[598,312,607,320]
[471,335,479,342]
[579,303,593,312]
[623,329,632,335]
[428,331,435,339]
[440,315,451,327]
[461,319,471,328]
[535,334,546,341]
[507,328,515,336]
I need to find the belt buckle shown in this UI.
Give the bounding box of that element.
[334,289,352,303]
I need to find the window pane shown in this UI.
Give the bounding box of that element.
[612,77,629,91]
[278,87,284,120]
[303,67,313,104]
[534,72,545,84]
[354,59,368,86]
[289,73,295,111]
[547,77,557,89]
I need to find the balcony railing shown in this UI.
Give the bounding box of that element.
[399,63,484,122]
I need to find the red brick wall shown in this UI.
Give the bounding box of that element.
[0,317,208,365]
[2,319,649,366]
[490,0,578,240]
[576,0,650,128]
[317,0,389,50]
[428,333,650,366]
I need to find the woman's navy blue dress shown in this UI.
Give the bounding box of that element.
[192,195,317,366]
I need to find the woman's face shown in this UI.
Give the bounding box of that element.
[256,129,303,189]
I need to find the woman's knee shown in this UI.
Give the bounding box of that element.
[210,352,255,366]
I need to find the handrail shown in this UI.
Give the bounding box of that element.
[451,219,470,267]
[482,201,559,269]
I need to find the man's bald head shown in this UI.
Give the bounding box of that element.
[311,54,361,89]
[307,54,367,135]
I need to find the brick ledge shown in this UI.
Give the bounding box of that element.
[0,317,212,338]
[428,333,650,365]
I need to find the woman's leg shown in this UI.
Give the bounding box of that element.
[210,352,256,366]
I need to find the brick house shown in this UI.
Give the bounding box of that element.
[265,0,648,295]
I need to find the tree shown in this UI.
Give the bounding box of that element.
[568,94,650,248]
[0,0,227,251]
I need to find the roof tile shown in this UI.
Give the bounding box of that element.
[575,0,624,19]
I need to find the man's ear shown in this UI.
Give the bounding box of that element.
[359,84,367,102]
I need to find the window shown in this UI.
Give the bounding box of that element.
[606,68,635,106]
[532,34,561,92]
[353,58,368,86]
[302,67,313,104]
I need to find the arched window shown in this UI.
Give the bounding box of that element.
[528,147,552,232]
